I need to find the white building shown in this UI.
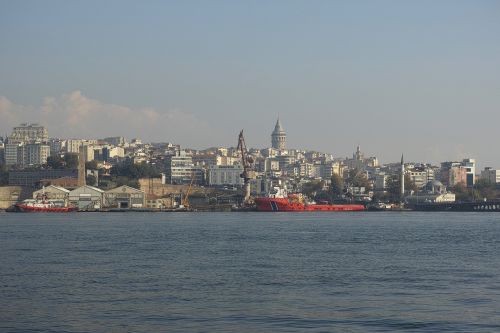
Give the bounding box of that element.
[208,165,244,186]
[9,123,48,143]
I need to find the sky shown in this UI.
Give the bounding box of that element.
[1,0,499,167]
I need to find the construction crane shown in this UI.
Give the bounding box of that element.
[237,130,256,205]
[181,171,195,210]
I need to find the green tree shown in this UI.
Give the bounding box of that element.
[46,155,65,169]
[386,173,417,201]
[0,165,9,185]
[347,169,371,190]
[86,175,97,186]
[302,180,324,197]
[64,153,79,169]
[330,173,344,198]
[85,160,98,170]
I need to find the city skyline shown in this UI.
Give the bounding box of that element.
[1,1,500,167]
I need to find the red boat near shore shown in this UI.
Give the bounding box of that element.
[10,192,77,213]
[254,191,365,212]
[14,202,77,212]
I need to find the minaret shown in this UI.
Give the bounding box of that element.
[271,117,286,150]
[400,154,405,202]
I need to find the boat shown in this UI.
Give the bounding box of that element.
[11,191,76,213]
[254,188,365,212]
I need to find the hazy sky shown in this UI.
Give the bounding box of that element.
[1,1,499,167]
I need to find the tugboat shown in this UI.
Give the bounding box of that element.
[10,192,76,213]
[254,188,365,212]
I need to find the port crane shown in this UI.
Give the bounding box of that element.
[181,171,195,210]
[237,130,256,205]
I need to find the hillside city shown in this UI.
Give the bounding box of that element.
[0,120,499,210]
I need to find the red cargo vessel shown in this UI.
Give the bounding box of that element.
[254,191,365,212]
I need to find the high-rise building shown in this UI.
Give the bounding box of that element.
[271,118,286,150]
[9,123,48,143]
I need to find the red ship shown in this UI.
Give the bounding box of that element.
[14,202,77,212]
[255,191,365,212]
[12,192,77,213]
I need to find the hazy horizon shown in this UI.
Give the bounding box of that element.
[1,1,499,167]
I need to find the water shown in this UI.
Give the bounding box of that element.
[1,212,499,332]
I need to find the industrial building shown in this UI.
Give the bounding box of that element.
[104,185,145,209]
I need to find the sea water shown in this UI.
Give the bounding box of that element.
[1,212,499,332]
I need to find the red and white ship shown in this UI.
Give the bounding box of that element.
[254,188,365,212]
[13,192,76,213]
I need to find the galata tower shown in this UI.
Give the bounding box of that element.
[271,118,286,150]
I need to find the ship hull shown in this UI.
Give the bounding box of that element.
[255,198,365,212]
[15,204,77,213]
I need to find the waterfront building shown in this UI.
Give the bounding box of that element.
[104,185,145,209]
[208,165,244,186]
[271,118,286,150]
[32,185,70,205]
[68,185,104,210]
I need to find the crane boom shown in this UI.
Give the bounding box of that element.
[237,130,255,205]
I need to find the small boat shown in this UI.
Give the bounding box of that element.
[254,188,365,212]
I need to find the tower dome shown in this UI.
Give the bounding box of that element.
[271,118,286,150]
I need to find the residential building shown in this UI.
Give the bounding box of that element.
[9,123,48,143]
[165,151,204,185]
[66,139,83,153]
[480,167,500,184]
[103,136,126,146]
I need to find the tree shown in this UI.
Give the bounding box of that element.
[46,155,65,169]
[302,180,324,197]
[85,160,98,170]
[64,153,79,169]
[386,173,418,201]
[347,169,371,190]
[330,173,344,198]
[0,165,8,185]
[86,175,97,186]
